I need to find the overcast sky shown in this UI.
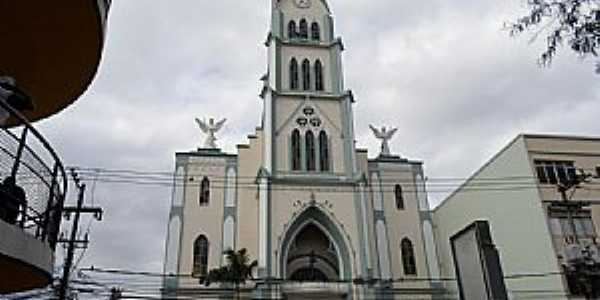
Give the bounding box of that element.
[34,0,599,285]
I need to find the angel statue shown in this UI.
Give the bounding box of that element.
[369,125,398,156]
[195,117,227,149]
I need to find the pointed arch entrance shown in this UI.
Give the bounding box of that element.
[279,207,352,282]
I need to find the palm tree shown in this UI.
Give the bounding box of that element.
[202,248,258,300]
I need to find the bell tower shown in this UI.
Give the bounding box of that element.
[261,0,357,178]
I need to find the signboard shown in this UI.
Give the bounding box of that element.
[451,221,508,300]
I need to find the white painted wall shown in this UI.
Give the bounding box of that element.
[376,220,391,279]
[165,216,181,274]
[433,137,566,298]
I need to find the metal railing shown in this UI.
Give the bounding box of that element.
[0,98,67,251]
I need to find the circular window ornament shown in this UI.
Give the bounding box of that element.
[310,117,322,127]
[296,117,308,126]
[294,0,311,9]
[303,107,315,116]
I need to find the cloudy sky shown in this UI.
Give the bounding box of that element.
[34,0,599,285]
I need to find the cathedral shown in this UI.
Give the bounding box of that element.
[163,0,441,298]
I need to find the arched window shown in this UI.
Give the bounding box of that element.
[319,131,329,172]
[290,58,299,90]
[291,129,301,171]
[315,60,324,91]
[199,177,210,206]
[299,19,308,39]
[193,235,209,277]
[306,130,316,171]
[288,20,297,39]
[302,59,311,91]
[395,184,404,210]
[311,22,321,41]
[401,238,417,275]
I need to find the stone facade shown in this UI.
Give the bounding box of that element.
[163,0,440,298]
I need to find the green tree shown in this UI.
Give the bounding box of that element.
[202,248,258,299]
[507,0,600,73]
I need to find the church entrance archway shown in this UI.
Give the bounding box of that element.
[286,223,339,281]
[279,207,352,282]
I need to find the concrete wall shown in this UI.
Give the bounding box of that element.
[0,219,54,281]
[432,136,566,299]
[370,159,431,290]
[236,131,264,269]
[177,154,229,286]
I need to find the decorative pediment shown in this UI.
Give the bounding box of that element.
[275,96,342,136]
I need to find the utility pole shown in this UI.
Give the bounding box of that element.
[57,169,103,300]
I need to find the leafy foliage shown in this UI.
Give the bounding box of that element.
[507,0,600,72]
[202,248,258,287]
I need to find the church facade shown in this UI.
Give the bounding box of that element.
[163,0,441,298]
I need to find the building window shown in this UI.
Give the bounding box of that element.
[306,130,316,171]
[292,129,301,171]
[319,131,329,172]
[401,238,417,275]
[193,235,209,277]
[311,22,320,41]
[290,58,299,90]
[534,160,576,185]
[288,20,297,39]
[302,59,311,91]
[199,177,210,206]
[315,60,324,91]
[299,19,308,39]
[548,210,596,239]
[395,184,404,210]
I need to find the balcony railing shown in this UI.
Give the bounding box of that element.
[0,98,67,251]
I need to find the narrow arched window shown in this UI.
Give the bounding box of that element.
[290,58,299,90]
[395,184,404,210]
[299,19,308,39]
[306,130,316,171]
[291,129,301,171]
[311,22,320,41]
[302,59,311,91]
[315,60,324,91]
[288,20,297,39]
[401,238,417,275]
[193,235,209,277]
[199,177,210,206]
[319,131,329,172]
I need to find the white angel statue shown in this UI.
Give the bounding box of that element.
[195,117,227,149]
[369,125,398,156]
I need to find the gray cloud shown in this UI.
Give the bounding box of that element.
[33,0,600,285]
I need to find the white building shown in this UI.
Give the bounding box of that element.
[433,134,600,299]
[163,0,442,299]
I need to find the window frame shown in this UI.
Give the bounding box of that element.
[199,177,210,206]
[311,22,321,41]
[288,20,297,39]
[193,235,209,278]
[290,58,299,90]
[395,184,405,210]
[318,130,329,172]
[291,129,302,171]
[401,238,417,276]
[305,130,316,171]
[534,160,576,185]
[302,59,311,91]
[299,19,308,39]
[314,60,324,91]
